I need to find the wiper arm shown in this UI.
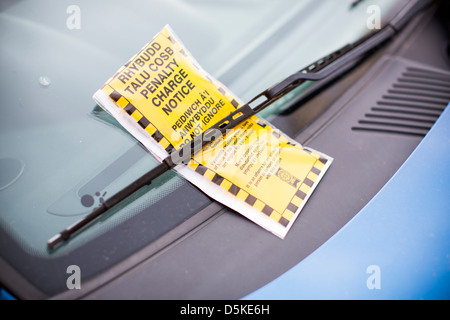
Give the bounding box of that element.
[47,0,434,250]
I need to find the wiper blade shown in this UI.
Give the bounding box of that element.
[47,0,434,250]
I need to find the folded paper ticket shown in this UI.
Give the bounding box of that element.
[93,25,332,239]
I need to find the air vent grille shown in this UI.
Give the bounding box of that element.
[352,66,449,137]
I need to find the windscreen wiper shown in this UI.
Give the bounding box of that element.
[47,0,434,249]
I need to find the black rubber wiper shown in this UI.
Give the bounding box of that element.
[47,0,435,250]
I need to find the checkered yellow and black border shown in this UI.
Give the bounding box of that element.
[278,151,328,227]
[102,84,175,154]
[187,152,329,228]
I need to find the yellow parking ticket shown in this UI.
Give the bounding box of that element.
[185,116,331,237]
[93,25,332,239]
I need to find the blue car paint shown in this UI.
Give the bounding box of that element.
[0,288,16,300]
[245,103,450,300]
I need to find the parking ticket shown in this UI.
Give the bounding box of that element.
[93,25,332,239]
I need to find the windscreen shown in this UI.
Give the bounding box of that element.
[0,0,405,296]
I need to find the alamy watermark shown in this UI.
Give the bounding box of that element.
[366,5,381,30]
[168,125,282,171]
[66,265,81,290]
[366,265,381,290]
[66,5,81,30]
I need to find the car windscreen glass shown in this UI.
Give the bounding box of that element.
[0,0,406,296]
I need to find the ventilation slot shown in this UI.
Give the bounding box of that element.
[352,66,449,137]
